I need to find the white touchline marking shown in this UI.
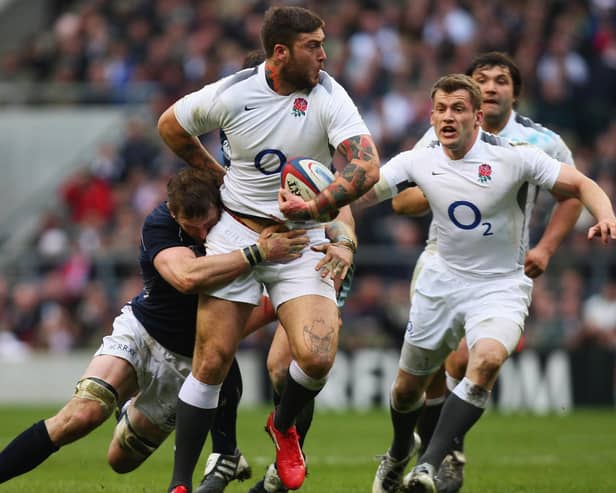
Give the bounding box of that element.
[251,455,376,466]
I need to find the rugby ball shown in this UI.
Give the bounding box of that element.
[281,157,335,201]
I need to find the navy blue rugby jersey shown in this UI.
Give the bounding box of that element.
[130,202,203,357]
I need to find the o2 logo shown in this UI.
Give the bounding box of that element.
[447,200,493,236]
[254,149,287,175]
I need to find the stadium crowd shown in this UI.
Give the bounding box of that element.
[0,0,615,387]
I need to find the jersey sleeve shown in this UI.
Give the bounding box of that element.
[324,78,371,149]
[377,150,416,201]
[141,216,183,263]
[551,134,575,167]
[516,144,561,190]
[413,126,438,150]
[173,78,228,136]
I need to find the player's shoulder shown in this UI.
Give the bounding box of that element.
[314,70,348,98]
[513,112,551,134]
[317,70,335,94]
[479,131,512,149]
[414,126,439,150]
[512,112,566,145]
[144,202,174,230]
[387,147,425,166]
[511,112,572,159]
[214,65,261,97]
[477,131,526,163]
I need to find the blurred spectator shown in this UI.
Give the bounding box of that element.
[524,278,569,352]
[570,275,616,349]
[8,281,42,345]
[74,280,113,346]
[60,167,114,224]
[116,117,161,180]
[0,274,31,360]
[341,275,402,350]
[38,301,78,352]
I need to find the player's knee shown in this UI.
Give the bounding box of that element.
[194,345,235,381]
[472,350,504,378]
[108,410,162,473]
[296,352,334,380]
[391,376,423,409]
[71,377,117,428]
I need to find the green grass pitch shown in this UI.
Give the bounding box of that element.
[0,406,614,492]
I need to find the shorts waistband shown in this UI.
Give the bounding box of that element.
[223,206,281,233]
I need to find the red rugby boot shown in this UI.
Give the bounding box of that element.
[265,411,306,490]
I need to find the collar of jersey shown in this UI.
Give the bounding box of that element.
[440,130,484,163]
[500,110,517,137]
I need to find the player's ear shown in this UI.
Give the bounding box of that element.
[273,43,290,62]
[475,109,484,128]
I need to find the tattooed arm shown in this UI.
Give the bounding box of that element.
[158,105,226,186]
[279,134,380,222]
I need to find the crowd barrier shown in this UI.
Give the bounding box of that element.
[1,347,612,410]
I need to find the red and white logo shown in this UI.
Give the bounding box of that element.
[478,163,492,183]
[292,97,308,117]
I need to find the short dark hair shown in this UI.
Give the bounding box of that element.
[261,6,325,57]
[431,74,483,111]
[465,51,522,99]
[167,167,221,219]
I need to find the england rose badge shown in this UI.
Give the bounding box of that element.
[478,163,492,183]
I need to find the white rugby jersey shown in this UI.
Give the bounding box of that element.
[416,110,575,248]
[174,63,369,220]
[380,133,561,276]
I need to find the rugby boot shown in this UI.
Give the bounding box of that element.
[195,449,251,493]
[265,411,305,490]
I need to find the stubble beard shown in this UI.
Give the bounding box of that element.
[282,62,317,92]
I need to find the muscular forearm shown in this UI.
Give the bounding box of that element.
[309,135,380,219]
[325,206,357,250]
[578,178,615,221]
[170,250,251,294]
[157,106,226,185]
[391,187,430,216]
[535,197,582,255]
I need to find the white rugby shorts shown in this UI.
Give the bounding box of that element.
[94,305,192,432]
[404,255,531,356]
[204,211,336,309]
[409,241,438,301]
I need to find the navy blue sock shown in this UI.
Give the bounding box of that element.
[211,358,242,455]
[272,383,313,448]
[416,401,444,455]
[295,398,314,449]
[0,420,59,483]
[389,405,423,460]
[274,373,319,432]
[169,399,217,491]
[419,393,483,468]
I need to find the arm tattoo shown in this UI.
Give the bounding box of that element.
[178,140,226,184]
[338,135,376,163]
[335,135,378,197]
[341,165,368,193]
[303,318,335,355]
